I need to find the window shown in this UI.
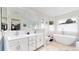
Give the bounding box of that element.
[59,18,76,25]
[49,21,54,31]
[49,21,54,25]
[57,18,77,32]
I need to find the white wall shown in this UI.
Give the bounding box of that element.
[32,7,79,17]
[52,10,79,36]
[7,7,45,30]
[53,10,79,20]
[2,7,79,32]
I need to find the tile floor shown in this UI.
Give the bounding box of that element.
[38,41,79,51]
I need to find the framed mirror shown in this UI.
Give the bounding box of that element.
[49,21,54,25]
[11,18,20,30]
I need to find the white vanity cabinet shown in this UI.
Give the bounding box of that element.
[8,39,21,51]
[19,38,28,51]
[28,36,36,51]
[8,38,28,51]
[36,34,44,48]
[6,33,44,51]
[28,34,44,51]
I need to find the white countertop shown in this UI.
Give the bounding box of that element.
[6,33,43,41]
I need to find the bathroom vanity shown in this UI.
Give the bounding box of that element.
[4,31,44,51]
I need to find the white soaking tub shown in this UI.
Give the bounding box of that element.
[53,34,77,45]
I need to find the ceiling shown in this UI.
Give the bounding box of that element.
[7,7,79,20]
[29,7,79,17]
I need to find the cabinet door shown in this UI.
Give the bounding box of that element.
[36,34,44,48]
[20,38,29,51]
[9,44,21,51]
[8,39,20,47]
[8,39,21,51]
[39,35,44,46]
[8,38,28,51]
[32,36,37,50]
[29,36,36,51]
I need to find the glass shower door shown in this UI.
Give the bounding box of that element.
[0,7,2,51]
[0,7,7,51]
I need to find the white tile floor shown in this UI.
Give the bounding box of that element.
[38,41,79,51]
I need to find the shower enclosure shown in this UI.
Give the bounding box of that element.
[0,7,7,51]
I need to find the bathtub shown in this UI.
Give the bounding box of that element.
[53,34,77,45]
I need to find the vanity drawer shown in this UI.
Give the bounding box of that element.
[9,44,21,51]
[8,39,20,47]
[20,38,29,51]
[36,35,44,48]
[37,39,43,48]
[37,35,43,42]
[29,44,36,51]
[30,36,36,42]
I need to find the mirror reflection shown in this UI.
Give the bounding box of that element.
[1,8,7,31]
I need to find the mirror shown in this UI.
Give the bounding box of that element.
[49,21,54,25]
[11,18,21,30]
